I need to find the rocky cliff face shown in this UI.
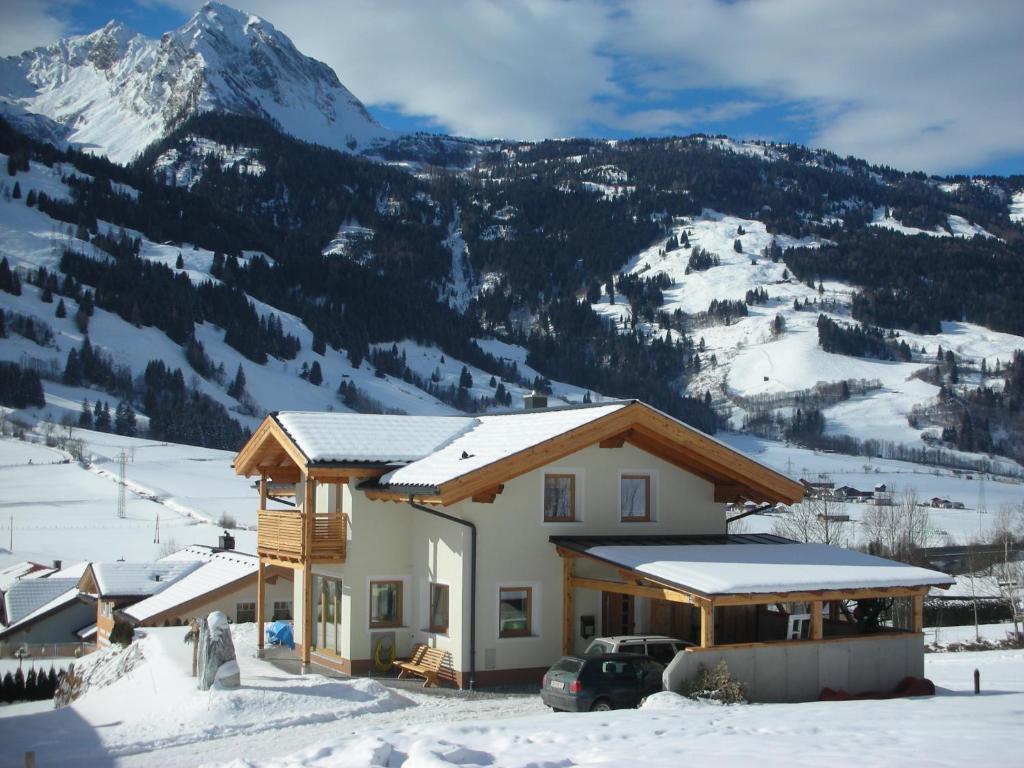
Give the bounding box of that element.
[0,2,390,164]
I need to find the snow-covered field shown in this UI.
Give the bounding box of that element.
[0,622,1020,768]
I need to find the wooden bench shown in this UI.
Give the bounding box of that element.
[396,643,447,687]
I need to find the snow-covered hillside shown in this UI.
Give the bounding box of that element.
[594,210,1024,470]
[0,2,391,164]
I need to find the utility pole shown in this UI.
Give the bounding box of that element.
[117,451,127,519]
[8,513,12,551]
[977,474,987,516]
[153,511,160,544]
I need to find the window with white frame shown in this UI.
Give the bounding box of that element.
[620,474,652,522]
[543,473,576,522]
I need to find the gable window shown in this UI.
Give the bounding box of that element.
[621,474,652,522]
[499,586,532,637]
[370,580,403,628]
[429,583,450,634]
[236,601,256,623]
[544,474,576,522]
[272,600,293,620]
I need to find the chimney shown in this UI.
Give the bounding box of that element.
[219,531,235,550]
[523,391,548,410]
[52,559,62,571]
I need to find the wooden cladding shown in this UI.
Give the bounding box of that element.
[257,508,346,563]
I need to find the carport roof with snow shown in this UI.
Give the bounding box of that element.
[551,534,954,600]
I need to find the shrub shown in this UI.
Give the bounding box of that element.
[681,660,746,704]
[109,620,135,647]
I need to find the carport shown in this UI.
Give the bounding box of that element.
[552,534,954,701]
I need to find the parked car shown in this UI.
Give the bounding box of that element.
[541,653,665,712]
[583,635,693,665]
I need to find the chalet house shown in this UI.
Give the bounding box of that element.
[235,399,953,701]
[833,485,873,502]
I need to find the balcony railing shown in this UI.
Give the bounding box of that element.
[257,509,346,563]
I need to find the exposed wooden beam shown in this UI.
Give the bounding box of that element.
[471,485,505,504]
[599,432,628,449]
[362,489,445,504]
[256,559,266,652]
[562,556,574,655]
[912,594,924,633]
[568,575,691,604]
[713,585,934,607]
[308,467,386,481]
[714,484,752,503]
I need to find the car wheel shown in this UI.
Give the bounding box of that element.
[589,698,613,712]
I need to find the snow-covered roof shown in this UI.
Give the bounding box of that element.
[572,539,952,596]
[381,404,628,488]
[277,412,477,464]
[87,561,202,598]
[0,579,83,636]
[123,549,259,623]
[0,561,54,592]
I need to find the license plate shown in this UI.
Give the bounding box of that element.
[549,680,565,690]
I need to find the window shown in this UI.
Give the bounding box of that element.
[370,580,403,628]
[236,602,256,623]
[620,474,651,522]
[544,474,576,522]
[499,586,532,637]
[272,600,293,620]
[429,583,450,633]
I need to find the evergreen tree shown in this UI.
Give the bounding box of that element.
[25,188,36,207]
[494,381,507,405]
[175,253,184,269]
[458,366,473,389]
[1,671,13,703]
[78,399,93,429]
[94,400,111,432]
[308,360,323,386]
[11,181,21,199]
[227,364,246,398]
[41,285,53,303]
[55,298,67,318]
[733,238,742,253]
[114,401,137,436]
[0,310,5,338]
[62,348,82,386]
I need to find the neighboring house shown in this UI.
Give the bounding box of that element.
[834,486,873,502]
[0,562,94,647]
[78,560,204,647]
[119,545,293,629]
[234,398,953,701]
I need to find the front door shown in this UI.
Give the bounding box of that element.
[602,592,634,636]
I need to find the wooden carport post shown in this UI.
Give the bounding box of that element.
[810,601,824,640]
[256,474,267,657]
[699,600,715,648]
[562,553,575,655]
[912,592,925,633]
[301,476,315,674]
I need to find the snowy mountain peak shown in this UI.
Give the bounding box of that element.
[0,2,390,164]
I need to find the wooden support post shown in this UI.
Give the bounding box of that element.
[256,558,266,654]
[912,593,924,633]
[562,555,574,655]
[699,602,715,648]
[810,601,823,640]
[301,477,315,671]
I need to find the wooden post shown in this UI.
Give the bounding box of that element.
[562,555,574,655]
[810,601,823,640]
[301,476,315,671]
[912,593,924,633]
[256,559,266,654]
[257,473,267,655]
[699,602,715,648]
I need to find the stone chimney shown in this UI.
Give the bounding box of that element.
[219,531,235,550]
[523,391,548,410]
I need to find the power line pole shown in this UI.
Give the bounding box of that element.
[977,474,987,516]
[117,450,127,519]
[153,511,160,544]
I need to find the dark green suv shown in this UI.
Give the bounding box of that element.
[541,653,665,712]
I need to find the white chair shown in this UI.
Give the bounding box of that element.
[787,613,811,640]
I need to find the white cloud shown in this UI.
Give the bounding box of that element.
[0,0,71,55]
[133,1,1024,172]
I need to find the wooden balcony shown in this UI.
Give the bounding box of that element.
[257,509,346,564]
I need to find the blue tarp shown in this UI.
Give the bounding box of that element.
[266,620,294,649]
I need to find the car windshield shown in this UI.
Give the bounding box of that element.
[549,658,583,674]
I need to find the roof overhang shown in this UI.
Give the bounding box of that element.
[552,535,954,605]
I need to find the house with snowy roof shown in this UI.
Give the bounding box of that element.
[0,562,94,648]
[234,398,953,701]
[79,545,293,645]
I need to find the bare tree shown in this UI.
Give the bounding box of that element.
[988,503,1023,641]
[773,495,851,547]
[860,487,931,562]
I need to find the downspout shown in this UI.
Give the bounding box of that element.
[407,494,476,690]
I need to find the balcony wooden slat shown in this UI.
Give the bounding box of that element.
[257,509,346,563]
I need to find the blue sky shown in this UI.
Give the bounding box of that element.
[5,1,1023,177]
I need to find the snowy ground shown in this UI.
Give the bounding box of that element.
[0,623,1020,768]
